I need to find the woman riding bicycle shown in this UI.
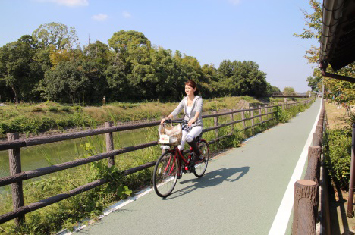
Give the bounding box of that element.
[161,80,203,166]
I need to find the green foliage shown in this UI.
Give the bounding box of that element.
[295,1,355,104]
[60,106,71,112]
[324,127,352,190]
[0,98,312,234]
[283,87,295,96]
[0,142,138,234]
[0,23,280,104]
[0,35,43,102]
[32,22,79,50]
[31,107,43,112]
[307,75,322,92]
[215,60,270,97]
[275,106,291,123]
[48,106,58,112]
[274,101,313,123]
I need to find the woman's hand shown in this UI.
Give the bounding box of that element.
[160,118,167,125]
[161,115,172,124]
[188,117,196,126]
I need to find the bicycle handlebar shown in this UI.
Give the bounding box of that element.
[163,119,187,124]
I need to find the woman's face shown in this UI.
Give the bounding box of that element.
[185,85,196,96]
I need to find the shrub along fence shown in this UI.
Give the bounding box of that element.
[0,99,312,226]
[292,99,331,235]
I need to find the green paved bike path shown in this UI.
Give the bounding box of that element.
[77,99,322,235]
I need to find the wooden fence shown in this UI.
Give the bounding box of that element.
[0,99,312,225]
[292,99,331,235]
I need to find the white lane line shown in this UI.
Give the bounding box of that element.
[59,187,154,234]
[268,100,323,235]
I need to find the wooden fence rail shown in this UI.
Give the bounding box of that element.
[0,99,312,225]
[292,99,329,235]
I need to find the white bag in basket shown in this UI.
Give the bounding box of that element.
[159,123,182,145]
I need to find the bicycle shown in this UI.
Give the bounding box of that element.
[152,120,210,198]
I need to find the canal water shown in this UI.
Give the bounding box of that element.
[0,127,158,191]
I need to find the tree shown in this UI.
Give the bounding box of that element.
[306,74,321,92]
[201,64,218,97]
[283,87,296,96]
[294,0,322,64]
[0,35,42,102]
[108,30,154,100]
[233,61,268,97]
[295,0,354,104]
[39,61,88,103]
[216,60,268,97]
[32,22,80,50]
[81,41,110,103]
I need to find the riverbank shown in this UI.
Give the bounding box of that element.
[0,96,258,140]
[0,97,312,234]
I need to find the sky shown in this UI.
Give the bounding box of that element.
[0,0,319,92]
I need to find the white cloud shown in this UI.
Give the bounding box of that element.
[92,14,108,21]
[122,11,131,18]
[37,0,89,7]
[228,0,241,5]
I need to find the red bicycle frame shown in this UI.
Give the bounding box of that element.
[165,137,207,177]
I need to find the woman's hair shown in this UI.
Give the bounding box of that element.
[185,80,199,95]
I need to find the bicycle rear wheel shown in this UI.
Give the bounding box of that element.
[193,140,209,177]
[153,151,178,197]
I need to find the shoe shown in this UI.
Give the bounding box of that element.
[189,154,202,168]
[177,169,183,179]
[194,155,203,164]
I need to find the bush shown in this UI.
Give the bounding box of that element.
[324,127,352,190]
[32,107,43,112]
[73,106,82,112]
[60,106,71,112]
[48,106,59,112]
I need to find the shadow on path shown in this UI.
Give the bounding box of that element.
[166,166,250,199]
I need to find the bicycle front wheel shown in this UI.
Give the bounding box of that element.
[193,140,209,177]
[153,152,178,197]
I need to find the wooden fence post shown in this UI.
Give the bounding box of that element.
[250,109,254,127]
[305,146,322,183]
[7,133,24,225]
[313,125,322,146]
[230,109,234,135]
[259,105,262,123]
[305,146,322,219]
[316,125,323,140]
[265,106,268,121]
[105,122,115,168]
[292,180,317,235]
[347,123,355,217]
[214,111,218,139]
[242,111,246,130]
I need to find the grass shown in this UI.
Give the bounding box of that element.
[0,97,256,139]
[0,98,313,234]
[325,101,350,130]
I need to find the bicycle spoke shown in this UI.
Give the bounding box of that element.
[153,152,178,197]
[193,140,209,177]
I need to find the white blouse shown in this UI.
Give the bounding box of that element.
[186,106,192,117]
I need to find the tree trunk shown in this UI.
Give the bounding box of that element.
[11,86,18,103]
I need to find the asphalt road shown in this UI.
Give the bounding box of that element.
[77,99,322,235]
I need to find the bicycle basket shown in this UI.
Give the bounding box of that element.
[158,123,182,146]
